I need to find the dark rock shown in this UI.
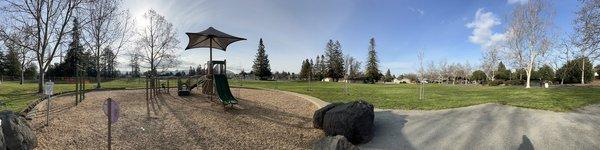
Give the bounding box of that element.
[313,103,341,129]
[0,110,37,150]
[313,135,359,150]
[322,101,374,144]
[0,122,4,150]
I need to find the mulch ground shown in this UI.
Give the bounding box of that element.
[28,88,322,149]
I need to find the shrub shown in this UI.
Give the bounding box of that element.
[504,80,525,86]
[487,80,504,86]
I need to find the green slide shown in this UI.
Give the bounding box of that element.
[213,74,238,105]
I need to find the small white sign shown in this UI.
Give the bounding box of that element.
[44,81,54,95]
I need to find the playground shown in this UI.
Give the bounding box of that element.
[27,88,322,149]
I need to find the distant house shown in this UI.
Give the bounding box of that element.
[322,77,334,82]
[340,79,362,83]
[393,78,413,84]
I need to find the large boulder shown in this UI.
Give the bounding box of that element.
[321,101,374,144]
[313,103,341,129]
[313,135,359,150]
[0,110,37,150]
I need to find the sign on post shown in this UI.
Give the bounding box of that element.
[44,81,54,95]
[103,98,119,150]
[103,98,120,123]
[44,81,54,126]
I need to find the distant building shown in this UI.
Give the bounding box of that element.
[322,77,334,82]
[393,78,413,84]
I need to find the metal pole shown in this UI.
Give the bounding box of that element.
[76,69,79,105]
[209,37,213,101]
[145,77,149,117]
[46,94,50,126]
[107,98,112,150]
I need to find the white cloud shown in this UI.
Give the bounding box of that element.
[507,0,528,5]
[466,8,505,49]
[408,7,424,16]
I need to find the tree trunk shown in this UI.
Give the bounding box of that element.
[20,70,25,85]
[38,66,44,93]
[581,59,585,84]
[525,67,532,88]
[96,48,101,89]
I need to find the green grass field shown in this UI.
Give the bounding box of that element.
[0,78,179,112]
[2,78,599,112]
[230,80,600,112]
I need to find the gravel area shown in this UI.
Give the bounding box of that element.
[28,88,322,149]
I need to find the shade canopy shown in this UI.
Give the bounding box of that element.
[185,27,246,51]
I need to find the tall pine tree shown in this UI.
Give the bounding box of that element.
[495,61,510,80]
[60,18,85,77]
[325,40,345,81]
[299,59,312,80]
[384,68,393,82]
[314,55,322,80]
[365,37,381,83]
[5,47,21,77]
[252,38,272,80]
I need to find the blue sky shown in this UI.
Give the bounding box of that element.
[122,0,580,75]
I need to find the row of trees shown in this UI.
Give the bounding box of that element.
[299,38,384,83]
[0,46,38,83]
[477,0,599,88]
[0,0,136,92]
[0,0,182,92]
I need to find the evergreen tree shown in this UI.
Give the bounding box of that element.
[47,18,86,77]
[309,59,315,79]
[101,47,118,78]
[495,61,510,80]
[252,38,272,80]
[299,59,312,80]
[188,66,196,76]
[319,54,326,79]
[471,70,487,84]
[365,38,381,83]
[383,69,393,82]
[5,47,21,77]
[325,40,345,81]
[314,55,323,80]
[537,64,554,83]
[0,50,5,76]
[595,65,600,79]
[557,57,594,83]
[23,63,38,79]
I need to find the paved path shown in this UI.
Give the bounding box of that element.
[360,103,600,150]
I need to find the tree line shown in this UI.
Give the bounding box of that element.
[476,0,599,87]
[0,0,184,92]
[299,38,388,83]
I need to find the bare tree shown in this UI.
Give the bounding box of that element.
[135,9,180,76]
[504,0,554,88]
[463,61,473,84]
[451,63,464,84]
[344,54,361,80]
[4,33,35,84]
[81,0,133,89]
[426,61,439,83]
[439,59,449,83]
[482,46,500,81]
[550,37,575,84]
[573,0,600,84]
[417,50,424,100]
[0,0,83,93]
